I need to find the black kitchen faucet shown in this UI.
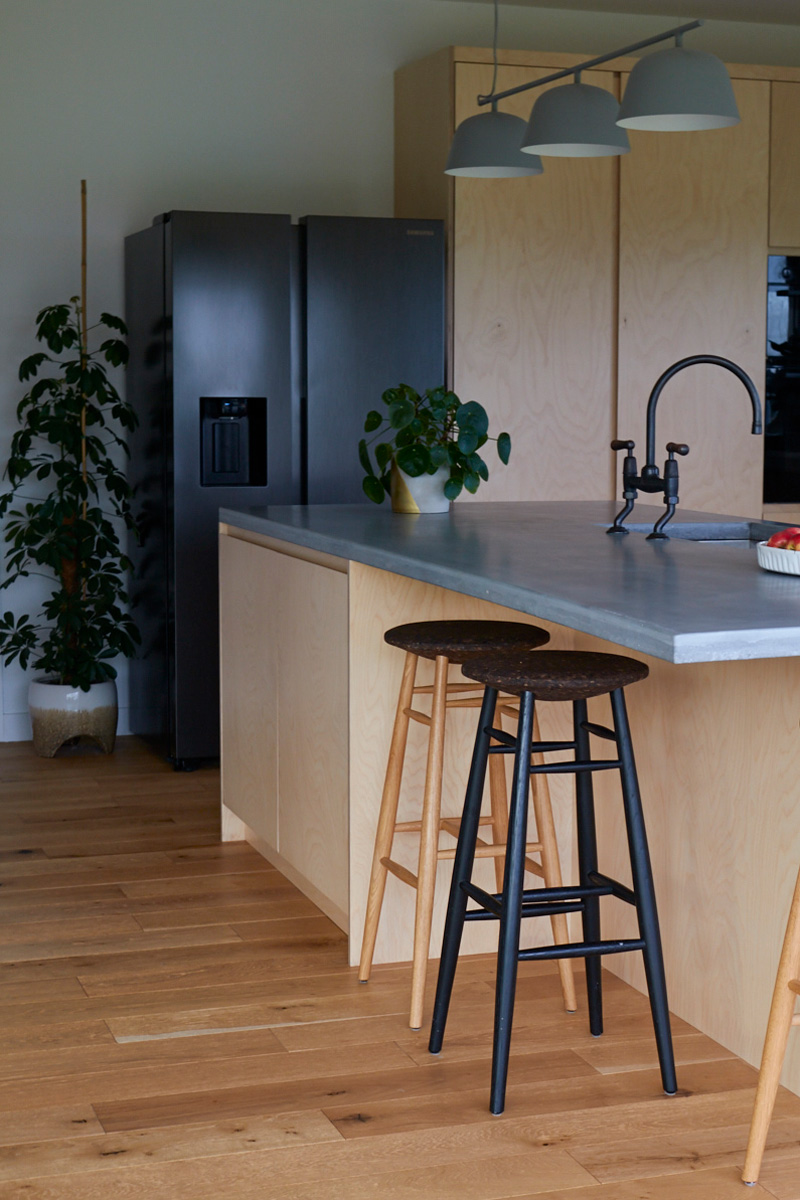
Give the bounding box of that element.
[607,354,763,539]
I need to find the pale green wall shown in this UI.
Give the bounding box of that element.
[0,0,798,736]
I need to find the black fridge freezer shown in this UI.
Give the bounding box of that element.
[124,209,444,766]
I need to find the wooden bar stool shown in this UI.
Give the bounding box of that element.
[743,864,800,1185]
[429,647,677,1114]
[358,619,578,1030]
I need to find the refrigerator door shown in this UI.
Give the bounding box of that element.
[126,211,298,763]
[303,216,445,504]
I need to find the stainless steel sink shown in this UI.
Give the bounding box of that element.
[624,520,785,545]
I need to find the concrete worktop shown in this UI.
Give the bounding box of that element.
[219,500,800,664]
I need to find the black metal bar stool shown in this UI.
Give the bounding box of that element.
[358,620,578,1030]
[428,647,677,1114]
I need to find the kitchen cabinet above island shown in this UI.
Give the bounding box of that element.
[395,48,800,521]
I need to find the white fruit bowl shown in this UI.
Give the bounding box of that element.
[757,541,800,575]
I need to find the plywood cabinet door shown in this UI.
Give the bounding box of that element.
[220,532,350,926]
[617,78,770,518]
[219,533,279,844]
[770,81,800,249]
[275,552,349,922]
[452,62,618,502]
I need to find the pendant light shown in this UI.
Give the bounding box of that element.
[445,18,740,176]
[617,34,740,131]
[521,71,630,158]
[444,0,543,179]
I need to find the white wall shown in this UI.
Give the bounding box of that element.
[1,0,798,739]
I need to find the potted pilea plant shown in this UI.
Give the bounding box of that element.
[0,186,140,756]
[359,384,511,513]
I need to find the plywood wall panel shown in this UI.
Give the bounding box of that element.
[769,81,800,249]
[452,63,618,503]
[617,78,770,519]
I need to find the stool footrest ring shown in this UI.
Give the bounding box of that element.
[519,938,647,962]
[461,879,620,918]
[580,720,617,742]
[528,758,623,776]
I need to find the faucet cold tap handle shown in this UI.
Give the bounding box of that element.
[611,439,635,452]
[666,442,689,457]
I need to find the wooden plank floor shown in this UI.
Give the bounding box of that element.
[1,736,799,1198]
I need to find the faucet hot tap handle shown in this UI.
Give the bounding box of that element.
[666,442,689,457]
[611,439,635,452]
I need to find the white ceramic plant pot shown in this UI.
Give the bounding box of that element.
[28,678,118,758]
[390,464,451,514]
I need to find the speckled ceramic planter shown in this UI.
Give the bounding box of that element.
[28,679,118,757]
[390,464,451,514]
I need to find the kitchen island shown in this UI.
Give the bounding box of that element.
[219,501,800,1092]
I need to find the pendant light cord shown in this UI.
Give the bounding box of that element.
[490,0,499,112]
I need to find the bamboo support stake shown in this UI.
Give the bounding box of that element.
[80,180,88,522]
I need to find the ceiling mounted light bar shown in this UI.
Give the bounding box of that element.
[478,19,705,111]
[446,16,740,175]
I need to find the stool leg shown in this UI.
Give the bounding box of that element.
[429,685,498,1055]
[488,712,509,893]
[409,653,449,1030]
[358,651,417,982]
[490,689,535,1115]
[531,708,578,1015]
[574,698,603,1036]
[743,865,800,1185]
[610,688,677,1095]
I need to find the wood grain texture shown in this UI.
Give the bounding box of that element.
[769,82,800,250]
[3,737,800,1197]
[219,532,349,921]
[451,62,618,504]
[564,628,800,1104]
[394,47,453,222]
[219,532,279,843]
[617,77,770,518]
[348,561,578,969]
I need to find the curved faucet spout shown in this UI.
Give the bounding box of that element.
[644,354,762,470]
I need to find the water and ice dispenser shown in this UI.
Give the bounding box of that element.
[199,397,267,487]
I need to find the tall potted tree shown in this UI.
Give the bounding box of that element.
[0,183,140,756]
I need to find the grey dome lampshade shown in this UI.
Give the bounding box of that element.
[445,110,544,178]
[521,81,631,157]
[617,46,740,131]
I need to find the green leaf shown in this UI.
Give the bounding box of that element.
[443,476,463,501]
[456,401,489,439]
[468,452,489,482]
[497,431,511,464]
[363,410,383,433]
[100,312,127,334]
[18,353,49,381]
[358,438,373,475]
[388,397,415,430]
[375,442,393,471]
[395,444,430,477]
[456,430,479,456]
[362,475,386,504]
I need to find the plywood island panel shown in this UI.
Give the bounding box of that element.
[220,527,349,930]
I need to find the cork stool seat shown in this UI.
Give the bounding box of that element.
[743,864,800,1185]
[429,647,677,1114]
[358,620,578,1030]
